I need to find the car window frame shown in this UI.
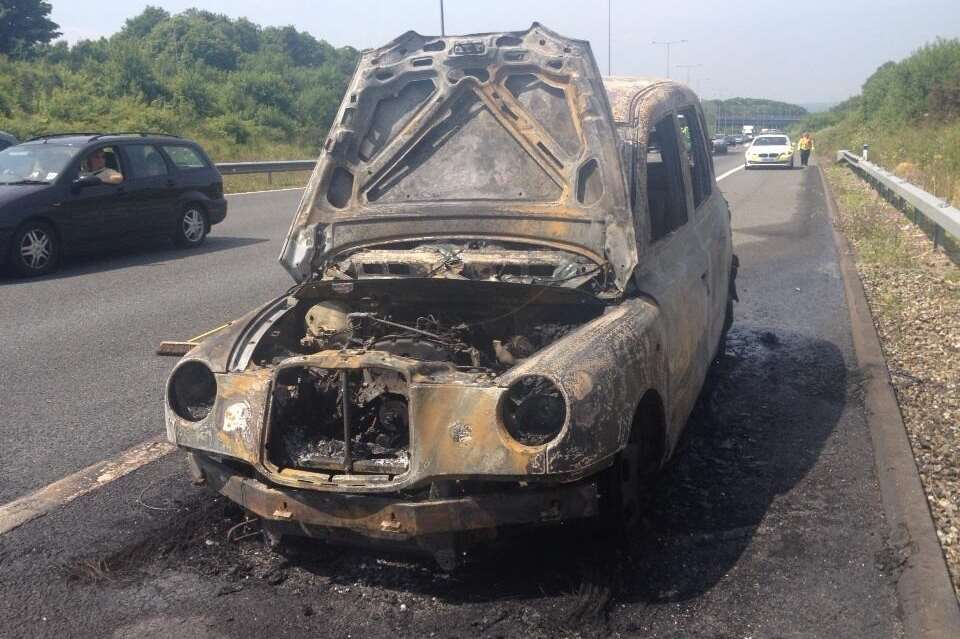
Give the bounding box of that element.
[119,142,173,180]
[160,144,211,172]
[676,106,713,211]
[639,111,690,245]
[68,143,127,183]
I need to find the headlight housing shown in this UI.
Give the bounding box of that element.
[500,375,567,446]
[168,361,217,422]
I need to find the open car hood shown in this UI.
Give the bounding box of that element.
[279,23,637,292]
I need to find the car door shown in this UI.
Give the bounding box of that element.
[631,111,710,440]
[57,145,129,250]
[678,106,732,352]
[117,143,177,238]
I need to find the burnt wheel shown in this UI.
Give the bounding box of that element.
[174,204,208,247]
[10,220,60,277]
[716,293,735,359]
[601,441,653,538]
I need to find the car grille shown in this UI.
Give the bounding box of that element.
[267,366,410,477]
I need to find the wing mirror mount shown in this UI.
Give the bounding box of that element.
[72,175,102,192]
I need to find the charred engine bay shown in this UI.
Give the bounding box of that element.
[258,279,605,475]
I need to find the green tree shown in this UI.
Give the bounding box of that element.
[121,6,169,39]
[0,0,61,58]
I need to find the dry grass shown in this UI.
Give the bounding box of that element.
[222,170,312,194]
[824,163,960,599]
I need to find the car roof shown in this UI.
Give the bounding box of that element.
[21,132,193,147]
[602,76,698,124]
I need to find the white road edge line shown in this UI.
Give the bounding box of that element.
[716,164,745,182]
[0,440,176,536]
[226,186,304,197]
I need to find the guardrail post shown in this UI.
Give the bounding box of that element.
[862,143,869,161]
[267,171,273,186]
[934,224,941,250]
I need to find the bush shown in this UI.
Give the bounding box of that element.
[0,8,358,162]
[804,38,960,204]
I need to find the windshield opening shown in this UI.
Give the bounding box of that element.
[0,145,76,184]
[753,136,789,146]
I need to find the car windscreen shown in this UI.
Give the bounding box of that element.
[0,145,77,184]
[753,136,788,146]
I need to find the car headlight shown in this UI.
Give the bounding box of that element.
[500,375,567,446]
[168,361,217,421]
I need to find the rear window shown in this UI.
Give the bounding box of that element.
[162,145,208,169]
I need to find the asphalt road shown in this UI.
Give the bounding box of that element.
[0,152,907,637]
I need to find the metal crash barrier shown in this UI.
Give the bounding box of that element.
[837,149,960,255]
[215,160,317,185]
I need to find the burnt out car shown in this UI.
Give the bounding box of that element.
[164,24,736,566]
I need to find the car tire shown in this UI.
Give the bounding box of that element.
[175,204,208,248]
[600,438,655,539]
[10,220,60,277]
[717,293,735,359]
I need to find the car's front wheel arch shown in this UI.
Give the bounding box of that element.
[601,389,667,534]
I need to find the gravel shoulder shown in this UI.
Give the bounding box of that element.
[822,162,960,599]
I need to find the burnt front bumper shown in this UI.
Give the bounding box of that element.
[191,452,600,545]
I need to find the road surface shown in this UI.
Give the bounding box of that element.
[0,154,906,637]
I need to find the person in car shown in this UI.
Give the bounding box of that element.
[80,148,123,184]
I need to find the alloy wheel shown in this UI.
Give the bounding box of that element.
[182,208,205,243]
[19,228,52,271]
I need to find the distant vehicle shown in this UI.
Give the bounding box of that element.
[0,131,17,151]
[741,125,755,136]
[724,134,737,147]
[0,132,227,276]
[744,134,794,169]
[733,134,746,144]
[712,134,729,154]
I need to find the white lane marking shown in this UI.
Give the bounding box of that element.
[226,187,304,197]
[716,164,745,182]
[0,440,176,536]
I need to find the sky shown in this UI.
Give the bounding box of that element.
[49,0,960,105]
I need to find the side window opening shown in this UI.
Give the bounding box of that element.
[644,115,688,242]
[126,144,169,178]
[677,108,712,208]
[162,145,208,170]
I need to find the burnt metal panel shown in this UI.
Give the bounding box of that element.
[279,23,639,291]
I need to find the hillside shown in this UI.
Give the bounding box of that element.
[0,7,358,161]
[799,38,960,203]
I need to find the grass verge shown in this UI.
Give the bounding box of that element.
[222,170,312,194]
[823,161,960,600]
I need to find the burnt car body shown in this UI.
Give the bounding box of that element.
[164,24,736,565]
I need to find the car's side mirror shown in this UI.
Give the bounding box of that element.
[73,175,102,189]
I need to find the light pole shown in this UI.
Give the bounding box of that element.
[440,0,445,36]
[675,63,702,86]
[607,0,612,75]
[651,39,686,79]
